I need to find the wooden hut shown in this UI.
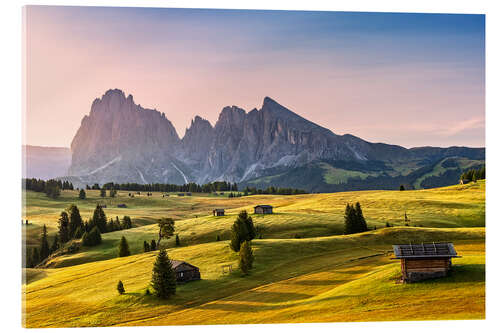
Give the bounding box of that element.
[170,260,201,283]
[392,243,460,283]
[117,204,127,208]
[460,179,470,185]
[213,209,225,216]
[254,205,273,214]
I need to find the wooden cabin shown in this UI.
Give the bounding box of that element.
[170,260,201,283]
[213,208,225,216]
[392,243,459,283]
[117,204,127,208]
[186,192,192,196]
[460,179,470,185]
[178,193,185,197]
[254,205,273,214]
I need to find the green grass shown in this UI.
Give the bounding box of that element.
[23,181,485,327]
[320,163,376,184]
[37,180,485,268]
[23,227,484,327]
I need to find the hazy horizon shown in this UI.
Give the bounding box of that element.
[25,6,485,149]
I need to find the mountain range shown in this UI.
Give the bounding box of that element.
[27,89,485,192]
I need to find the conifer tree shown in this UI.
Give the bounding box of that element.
[354,202,368,232]
[58,211,70,243]
[40,224,50,261]
[118,236,131,257]
[150,239,157,251]
[79,189,86,199]
[122,216,132,229]
[73,225,84,239]
[343,204,357,235]
[50,234,59,254]
[68,204,83,238]
[92,205,107,233]
[117,280,125,295]
[229,210,256,252]
[157,218,175,247]
[144,240,150,252]
[175,234,180,247]
[239,240,254,275]
[150,249,177,299]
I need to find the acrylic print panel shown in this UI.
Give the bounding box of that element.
[22,5,485,328]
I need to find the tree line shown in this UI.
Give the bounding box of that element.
[89,181,239,193]
[460,166,485,182]
[243,186,307,196]
[23,178,75,199]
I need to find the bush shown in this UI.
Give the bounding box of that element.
[117,280,125,295]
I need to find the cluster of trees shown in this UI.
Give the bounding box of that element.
[89,181,239,193]
[24,178,74,192]
[58,205,133,246]
[25,224,60,268]
[229,211,256,275]
[242,186,307,196]
[344,202,368,235]
[23,178,71,199]
[143,239,157,252]
[227,192,243,198]
[460,166,485,182]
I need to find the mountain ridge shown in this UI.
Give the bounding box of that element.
[35,89,485,191]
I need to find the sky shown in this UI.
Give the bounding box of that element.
[24,6,485,148]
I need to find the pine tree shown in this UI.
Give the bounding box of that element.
[157,218,175,247]
[175,234,180,247]
[216,235,221,242]
[40,224,50,261]
[144,240,150,252]
[100,188,106,197]
[150,249,177,299]
[79,189,86,199]
[92,205,107,233]
[229,210,256,252]
[117,280,125,295]
[50,234,59,254]
[122,216,132,229]
[58,211,70,243]
[239,241,254,275]
[118,236,131,257]
[354,202,368,233]
[68,204,83,238]
[150,239,157,251]
[343,204,357,235]
[399,185,405,191]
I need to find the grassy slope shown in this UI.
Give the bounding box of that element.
[413,158,484,189]
[23,227,484,327]
[43,181,485,267]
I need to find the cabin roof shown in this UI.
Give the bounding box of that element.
[392,243,459,259]
[170,260,199,272]
[213,208,225,212]
[254,205,273,208]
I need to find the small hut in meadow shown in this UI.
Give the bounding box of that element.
[254,205,273,214]
[213,209,225,216]
[392,242,460,283]
[170,260,201,283]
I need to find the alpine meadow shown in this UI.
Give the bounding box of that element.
[22,6,485,328]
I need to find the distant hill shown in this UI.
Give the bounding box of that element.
[65,89,484,191]
[23,145,71,180]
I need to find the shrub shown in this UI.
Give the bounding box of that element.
[117,280,125,295]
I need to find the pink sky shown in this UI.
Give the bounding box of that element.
[24,6,485,148]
